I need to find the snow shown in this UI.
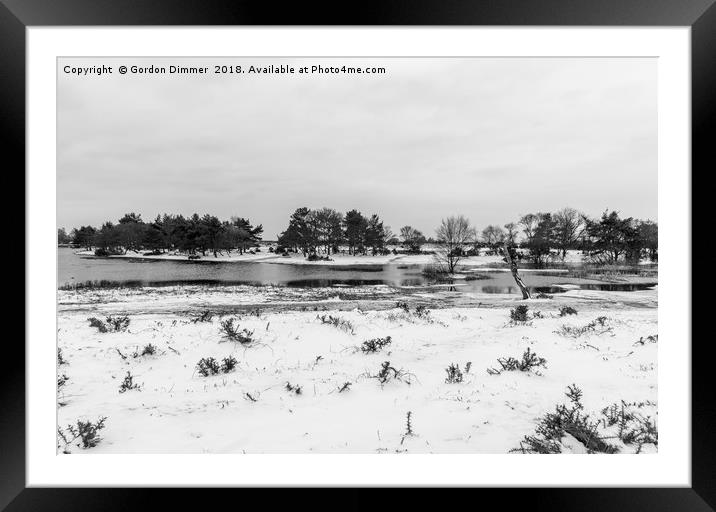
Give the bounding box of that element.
[57,285,657,454]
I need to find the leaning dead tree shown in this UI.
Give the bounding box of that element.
[502,242,531,300]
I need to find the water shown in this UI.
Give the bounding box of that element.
[57,248,657,294]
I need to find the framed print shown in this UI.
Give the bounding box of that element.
[5,0,713,508]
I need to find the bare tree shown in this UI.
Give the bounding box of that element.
[481,225,506,250]
[504,222,518,245]
[435,215,476,273]
[553,207,585,260]
[519,213,540,244]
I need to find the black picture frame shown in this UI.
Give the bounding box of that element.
[4,0,712,509]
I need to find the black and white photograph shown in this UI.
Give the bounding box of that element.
[55,56,659,455]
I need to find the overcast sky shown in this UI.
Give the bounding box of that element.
[58,57,656,239]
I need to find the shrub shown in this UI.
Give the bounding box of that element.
[219,318,255,344]
[414,305,431,319]
[196,357,221,377]
[361,336,392,353]
[58,416,107,451]
[307,253,332,262]
[338,382,352,393]
[57,374,69,389]
[140,343,156,356]
[57,347,67,365]
[220,356,238,373]
[510,305,530,322]
[512,384,619,453]
[464,361,472,374]
[559,306,578,317]
[285,382,303,395]
[192,310,214,323]
[106,316,130,332]
[487,347,547,375]
[633,334,658,346]
[118,371,140,393]
[555,316,612,338]
[400,411,415,445]
[88,316,130,333]
[444,363,464,383]
[88,317,108,333]
[316,314,354,334]
[371,361,414,386]
[395,301,410,312]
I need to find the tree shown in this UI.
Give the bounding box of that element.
[116,212,146,253]
[434,215,475,273]
[95,221,121,252]
[343,209,367,255]
[637,220,658,262]
[584,210,636,264]
[520,212,556,267]
[503,222,518,245]
[364,214,388,255]
[57,228,72,245]
[399,226,426,253]
[553,207,585,260]
[201,214,224,257]
[142,217,165,252]
[278,207,312,254]
[72,226,97,250]
[503,242,530,299]
[481,225,506,251]
[230,217,263,254]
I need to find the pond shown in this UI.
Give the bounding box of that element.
[57,248,657,295]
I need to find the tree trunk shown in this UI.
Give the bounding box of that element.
[503,242,530,299]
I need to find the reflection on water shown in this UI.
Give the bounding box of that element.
[58,248,657,295]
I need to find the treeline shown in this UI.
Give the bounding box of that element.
[429,208,657,270]
[60,213,263,257]
[59,207,658,266]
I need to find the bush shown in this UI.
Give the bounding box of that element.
[196,357,221,377]
[414,305,430,319]
[559,306,578,317]
[58,416,107,451]
[118,371,140,393]
[192,310,214,323]
[307,253,332,262]
[88,317,108,333]
[395,301,410,312]
[285,382,303,395]
[140,343,156,356]
[220,356,238,373]
[88,315,130,333]
[633,334,658,346]
[316,314,354,334]
[444,363,463,383]
[510,305,529,322]
[487,347,547,375]
[57,374,69,389]
[371,361,414,386]
[510,385,656,454]
[555,316,612,338]
[57,347,67,365]
[219,318,255,344]
[361,336,392,353]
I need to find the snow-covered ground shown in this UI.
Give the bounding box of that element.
[57,285,657,454]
